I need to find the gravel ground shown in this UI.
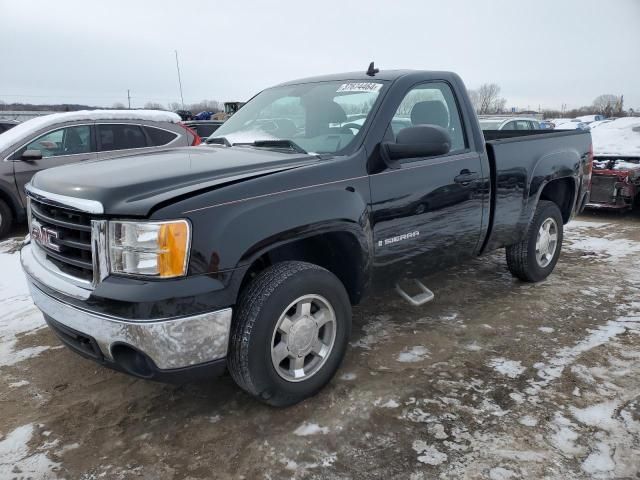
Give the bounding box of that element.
[1,211,639,480]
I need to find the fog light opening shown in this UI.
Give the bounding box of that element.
[111,344,155,378]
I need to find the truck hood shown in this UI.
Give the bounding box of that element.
[30,146,320,216]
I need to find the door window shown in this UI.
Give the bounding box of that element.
[19,125,91,158]
[514,120,532,130]
[391,82,467,153]
[144,126,179,146]
[98,124,147,151]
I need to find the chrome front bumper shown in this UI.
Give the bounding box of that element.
[21,244,233,370]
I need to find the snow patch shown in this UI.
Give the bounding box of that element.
[518,415,538,427]
[428,423,448,439]
[591,117,640,157]
[0,423,59,478]
[570,401,620,432]
[293,423,329,436]
[488,357,526,378]
[538,326,555,333]
[489,467,517,480]
[0,250,49,366]
[412,440,447,465]
[581,442,615,476]
[396,346,430,363]
[464,341,482,351]
[527,317,640,395]
[9,380,30,388]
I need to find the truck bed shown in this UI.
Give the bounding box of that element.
[481,129,591,252]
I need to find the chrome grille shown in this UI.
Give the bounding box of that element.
[29,198,94,282]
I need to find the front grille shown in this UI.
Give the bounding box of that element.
[30,198,94,282]
[589,176,617,204]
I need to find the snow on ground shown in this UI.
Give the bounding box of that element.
[0,109,181,151]
[0,240,49,367]
[565,219,640,259]
[293,422,330,436]
[0,424,59,479]
[488,357,526,378]
[396,345,430,363]
[591,117,640,157]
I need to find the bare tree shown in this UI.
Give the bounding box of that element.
[469,83,507,114]
[189,99,222,113]
[144,101,165,110]
[592,94,621,116]
[112,102,126,109]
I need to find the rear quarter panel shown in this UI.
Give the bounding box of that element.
[483,131,590,251]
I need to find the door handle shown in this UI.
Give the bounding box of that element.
[454,170,480,184]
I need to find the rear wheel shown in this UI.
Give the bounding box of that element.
[0,199,13,239]
[506,200,563,282]
[228,261,351,407]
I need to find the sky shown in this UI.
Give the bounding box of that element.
[1,0,639,112]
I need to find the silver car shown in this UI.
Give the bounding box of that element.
[0,110,198,237]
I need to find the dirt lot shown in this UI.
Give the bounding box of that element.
[1,211,639,480]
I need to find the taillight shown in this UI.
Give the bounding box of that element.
[586,143,593,174]
[180,123,201,146]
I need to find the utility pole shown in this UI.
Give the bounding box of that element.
[127,89,131,109]
[175,50,185,110]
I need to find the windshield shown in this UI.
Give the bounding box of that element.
[209,80,385,154]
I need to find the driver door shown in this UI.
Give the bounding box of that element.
[369,81,486,288]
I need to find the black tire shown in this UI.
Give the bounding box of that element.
[228,261,352,407]
[506,200,563,282]
[0,199,13,239]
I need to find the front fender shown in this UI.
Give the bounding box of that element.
[175,176,372,275]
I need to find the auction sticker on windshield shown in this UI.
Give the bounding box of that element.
[336,82,382,93]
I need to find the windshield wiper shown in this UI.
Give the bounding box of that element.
[206,137,232,146]
[247,140,307,154]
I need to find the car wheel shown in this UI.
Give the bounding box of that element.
[228,261,351,407]
[506,200,563,282]
[0,199,13,239]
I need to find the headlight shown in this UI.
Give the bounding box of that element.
[108,220,191,278]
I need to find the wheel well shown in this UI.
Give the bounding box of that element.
[539,178,575,223]
[240,232,367,305]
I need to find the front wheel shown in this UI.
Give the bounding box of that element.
[228,261,352,407]
[506,200,564,282]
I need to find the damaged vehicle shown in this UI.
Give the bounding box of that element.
[21,68,592,406]
[587,118,640,210]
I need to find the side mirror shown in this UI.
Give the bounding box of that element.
[381,125,451,168]
[21,149,43,161]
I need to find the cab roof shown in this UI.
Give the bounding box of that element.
[276,69,459,86]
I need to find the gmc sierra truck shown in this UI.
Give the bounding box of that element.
[21,68,592,406]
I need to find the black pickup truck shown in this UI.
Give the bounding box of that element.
[21,68,592,406]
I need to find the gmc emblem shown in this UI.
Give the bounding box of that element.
[31,220,61,252]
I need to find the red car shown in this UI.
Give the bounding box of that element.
[587,118,640,210]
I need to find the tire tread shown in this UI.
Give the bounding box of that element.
[506,200,562,282]
[228,261,327,399]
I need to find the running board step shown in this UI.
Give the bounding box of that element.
[395,280,435,306]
